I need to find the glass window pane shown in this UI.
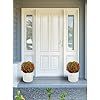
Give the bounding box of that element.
[68,15,74,50]
[26,15,33,50]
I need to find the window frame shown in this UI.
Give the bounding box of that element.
[21,8,35,62]
[64,8,79,76]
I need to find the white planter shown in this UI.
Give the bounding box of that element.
[22,71,34,82]
[67,71,79,82]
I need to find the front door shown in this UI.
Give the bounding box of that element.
[36,9,64,76]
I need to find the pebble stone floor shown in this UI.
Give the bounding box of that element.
[13,88,87,100]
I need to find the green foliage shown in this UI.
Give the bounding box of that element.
[46,88,53,100]
[59,92,68,100]
[15,90,25,100]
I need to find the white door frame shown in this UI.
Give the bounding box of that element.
[21,8,79,77]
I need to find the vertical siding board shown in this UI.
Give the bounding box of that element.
[13,7,17,62]
[16,8,21,62]
[85,1,87,79]
[79,0,85,79]
[13,0,21,63]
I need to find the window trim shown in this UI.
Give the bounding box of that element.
[21,8,35,61]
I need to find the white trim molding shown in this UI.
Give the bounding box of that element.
[21,8,35,62]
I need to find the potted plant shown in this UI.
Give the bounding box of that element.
[21,61,35,82]
[66,61,80,82]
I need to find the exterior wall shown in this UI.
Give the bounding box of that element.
[13,0,85,79]
[85,0,87,79]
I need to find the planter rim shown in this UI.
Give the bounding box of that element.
[21,71,34,74]
[21,70,34,74]
[67,71,79,74]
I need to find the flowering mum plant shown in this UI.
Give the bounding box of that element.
[21,61,34,73]
[66,61,80,73]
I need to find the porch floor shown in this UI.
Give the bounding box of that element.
[17,77,87,88]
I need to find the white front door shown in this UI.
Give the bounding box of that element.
[36,9,64,77]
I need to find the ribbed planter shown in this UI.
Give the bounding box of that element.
[22,71,34,82]
[67,71,79,82]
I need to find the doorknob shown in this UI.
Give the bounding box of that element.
[61,40,63,47]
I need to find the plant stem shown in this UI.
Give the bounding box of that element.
[48,96,51,100]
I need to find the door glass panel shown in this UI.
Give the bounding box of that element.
[68,15,74,50]
[26,15,33,50]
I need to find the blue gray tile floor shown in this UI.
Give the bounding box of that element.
[17,77,87,88]
[13,88,87,100]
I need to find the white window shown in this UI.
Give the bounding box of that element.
[68,15,74,50]
[25,15,33,50]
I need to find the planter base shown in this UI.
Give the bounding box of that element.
[22,72,34,82]
[68,72,79,82]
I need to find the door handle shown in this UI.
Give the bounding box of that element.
[59,40,63,47]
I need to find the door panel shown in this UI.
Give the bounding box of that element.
[50,16,59,52]
[36,9,63,76]
[50,56,59,70]
[40,56,49,70]
[40,16,49,52]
